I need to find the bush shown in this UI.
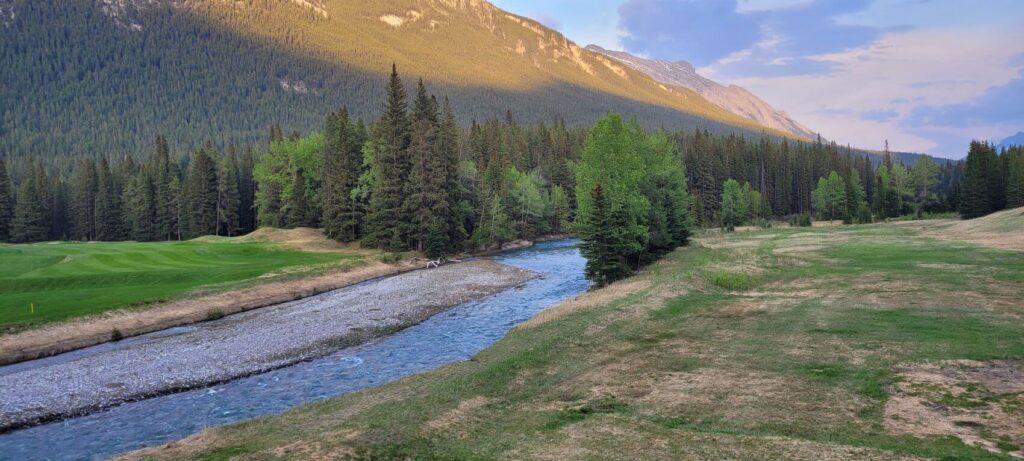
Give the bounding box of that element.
[206,310,226,321]
[788,213,812,227]
[380,252,402,264]
[708,271,759,291]
[111,328,124,341]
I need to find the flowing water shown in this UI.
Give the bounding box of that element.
[0,239,589,460]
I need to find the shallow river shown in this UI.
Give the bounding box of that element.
[0,239,588,460]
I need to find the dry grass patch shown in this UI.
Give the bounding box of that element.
[517,279,651,330]
[885,360,1024,457]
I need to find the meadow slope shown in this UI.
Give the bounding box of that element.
[0,229,388,364]
[128,215,1024,460]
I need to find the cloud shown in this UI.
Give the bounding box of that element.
[861,108,898,122]
[905,70,1024,127]
[617,0,899,77]
[618,0,760,66]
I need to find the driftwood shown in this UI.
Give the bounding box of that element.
[424,257,462,269]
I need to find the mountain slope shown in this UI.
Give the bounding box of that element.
[587,45,817,140]
[998,132,1024,150]
[0,0,789,159]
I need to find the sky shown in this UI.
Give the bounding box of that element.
[490,0,1024,159]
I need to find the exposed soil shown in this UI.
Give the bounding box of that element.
[885,360,1024,458]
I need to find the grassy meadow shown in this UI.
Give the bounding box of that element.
[131,217,1024,460]
[0,239,359,331]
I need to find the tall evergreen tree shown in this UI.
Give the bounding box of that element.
[959,141,996,219]
[10,168,48,243]
[184,148,220,237]
[403,80,451,252]
[124,171,157,241]
[579,184,632,287]
[321,108,363,241]
[70,158,98,240]
[0,157,12,242]
[364,64,412,250]
[94,157,124,241]
[1006,147,1024,209]
[218,153,241,236]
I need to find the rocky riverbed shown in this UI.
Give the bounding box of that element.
[0,260,535,431]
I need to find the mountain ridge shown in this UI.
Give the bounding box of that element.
[1,0,798,159]
[997,131,1024,150]
[586,45,817,140]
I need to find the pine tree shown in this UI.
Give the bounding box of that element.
[237,146,257,234]
[364,64,412,250]
[403,80,452,252]
[10,170,48,243]
[579,184,631,287]
[94,157,124,241]
[184,148,220,237]
[124,171,157,241]
[959,141,995,219]
[1006,148,1024,209]
[70,158,98,240]
[438,97,465,248]
[321,108,363,241]
[218,153,241,236]
[0,157,12,242]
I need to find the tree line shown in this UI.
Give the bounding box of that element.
[7,65,1012,284]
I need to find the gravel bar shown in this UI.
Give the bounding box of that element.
[0,260,536,431]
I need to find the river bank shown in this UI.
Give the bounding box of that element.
[0,260,536,432]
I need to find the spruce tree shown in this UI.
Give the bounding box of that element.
[10,172,48,243]
[218,153,241,236]
[579,184,631,287]
[124,171,156,241]
[94,157,123,241]
[184,148,220,237]
[237,146,257,233]
[403,80,450,252]
[364,64,412,250]
[1005,147,1024,209]
[70,158,98,240]
[960,141,995,219]
[321,108,363,241]
[0,157,12,242]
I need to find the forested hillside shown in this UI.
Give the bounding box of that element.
[0,0,778,161]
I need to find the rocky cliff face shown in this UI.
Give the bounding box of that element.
[587,45,816,139]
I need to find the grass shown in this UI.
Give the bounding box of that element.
[0,240,356,330]
[128,218,1024,460]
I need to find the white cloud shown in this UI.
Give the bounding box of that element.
[712,24,1024,157]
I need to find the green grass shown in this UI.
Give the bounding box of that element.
[131,220,1024,460]
[0,240,356,330]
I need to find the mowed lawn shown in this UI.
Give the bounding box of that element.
[0,240,354,330]
[130,218,1024,460]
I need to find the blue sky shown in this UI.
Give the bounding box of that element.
[491,0,1024,158]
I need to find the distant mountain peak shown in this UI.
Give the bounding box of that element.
[586,45,816,139]
[997,131,1024,150]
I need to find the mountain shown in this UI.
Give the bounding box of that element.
[0,0,790,159]
[997,132,1024,150]
[587,45,817,140]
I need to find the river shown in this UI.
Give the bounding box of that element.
[0,239,589,460]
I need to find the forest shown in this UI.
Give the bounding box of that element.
[2,66,1022,283]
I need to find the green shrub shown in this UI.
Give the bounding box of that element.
[380,252,402,264]
[111,328,124,341]
[708,271,759,291]
[206,310,226,321]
